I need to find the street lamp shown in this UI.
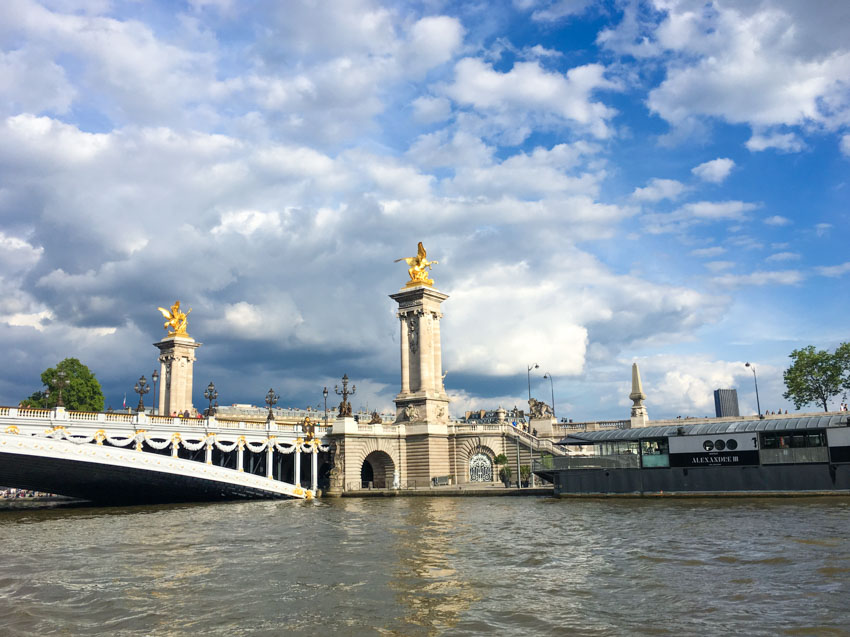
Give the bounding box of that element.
[542,372,555,420]
[323,386,329,427]
[745,362,762,418]
[134,375,150,413]
[151,369,159,415]
[527,363,539,426]
[204,381,218,418]
[265,388,279,422]
[54,370,70,408]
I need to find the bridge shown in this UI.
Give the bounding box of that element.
[0,406,331,504]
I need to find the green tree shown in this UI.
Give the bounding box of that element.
[493,453,511,486]
[782,344,850,412]
[22,358,105,412]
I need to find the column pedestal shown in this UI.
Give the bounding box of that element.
[154,335,201,416]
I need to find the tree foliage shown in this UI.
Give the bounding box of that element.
[782,343,850,412]
[22,358,105,412]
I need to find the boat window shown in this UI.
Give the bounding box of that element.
[640,439,669,455]
[761,430,826,449]
[703,440,714,451]
[595,441,640,456]
[726,439,738,451]
[807,433,825,447]
[714,439,726,451]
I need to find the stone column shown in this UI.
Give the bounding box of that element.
[399,315,410,394]
[389,286,450,423]
[205,440,213,465]
[154,335,201,416]
[237,440,244,472]
[266,444,274,479]
[158,359,167,415]
[432,311,444,391]
[418,311,432,394]
[294,444,302,487]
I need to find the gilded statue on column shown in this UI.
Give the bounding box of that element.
[157,300,192,337]
[395,242,438,288]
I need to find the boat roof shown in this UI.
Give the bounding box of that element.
[558,415,850,445]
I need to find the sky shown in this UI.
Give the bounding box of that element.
[0,0,848,421]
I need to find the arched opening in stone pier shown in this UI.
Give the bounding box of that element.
[317,461,332,491]
[360,450,395,488]
[468,451,494,483]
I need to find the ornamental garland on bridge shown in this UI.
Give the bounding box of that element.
[24,425,327,455]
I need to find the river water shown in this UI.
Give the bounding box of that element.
[0,495,848,636]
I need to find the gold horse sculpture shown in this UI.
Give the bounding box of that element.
[395,242,438,287]
[157,300,191,336]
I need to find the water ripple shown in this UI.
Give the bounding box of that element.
[0,496,849,634]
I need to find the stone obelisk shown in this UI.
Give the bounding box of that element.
[629,362,648,428]
[154,301,200,416]
[390,242,450,484]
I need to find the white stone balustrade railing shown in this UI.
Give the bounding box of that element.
[0,406,324,442]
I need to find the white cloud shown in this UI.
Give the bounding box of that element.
[712,270,803,287]
[600,2,850,148]
[841,134,850,156]
[211,210,283,237]
[763,215,791,226]
[691,158,735,183]
[816,262,850,277]
[765,251,800,262]
[705,261,734,272]
[444,57,618,139]
[403,16,464,75]
[816,223,833,237]
[0,48,76,116]
[411,96,452,124]
[631,178,686,202]
[746,132,805,153]
[525,0,594,22]
[644,200,758,233]
[679,201,757,220]
[690,246,726,258]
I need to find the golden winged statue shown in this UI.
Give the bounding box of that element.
[157,300,191,336]
[395,242,438,288]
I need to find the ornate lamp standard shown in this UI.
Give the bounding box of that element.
[335,374,356,417]
[745,362,762,418]
[542,372,555,420]
[265,388,279,423]
[526,363,539,427]
[151,369,159,415]
[204,381,218,418]
[134,375,150,413]
[323,386,329,427]
[54,370,70,408]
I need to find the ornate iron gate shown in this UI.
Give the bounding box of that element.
[469,453,493,482]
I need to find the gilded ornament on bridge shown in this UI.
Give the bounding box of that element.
[395,242,438,288]
[157,300,192,337]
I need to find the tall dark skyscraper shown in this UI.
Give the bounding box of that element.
[714,389,740,418]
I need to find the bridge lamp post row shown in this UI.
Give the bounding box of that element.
[204,381,218,418]
[134,375,150,413]
[265,388,280,423]
[151,369,159,415]
[52,370,70,408]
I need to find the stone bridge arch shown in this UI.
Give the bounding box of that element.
[456,438,498,484]
[356,439,399,489]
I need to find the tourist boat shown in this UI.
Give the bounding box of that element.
[533,414,850,496]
